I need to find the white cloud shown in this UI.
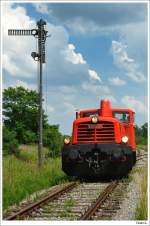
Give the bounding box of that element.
[63,43,86,64]
[66,17,102,35]
[108,76,126,86]
[2,3,36,78]
[64,102,77,115]
[119,22,147,63]
[33,3,50,14]
[53,4,146,36]
[121,95,147,114]
[15,80,36,90]
[3,79,37,91]
[82,82,109,95]
[112,41,134,63]
[2,3,88,84]
[111,41,146,83]
[59,85,77,94]
[3,54,21,76]
[88,69,101,82]
[82,82,117,103]
[47,105,55,113]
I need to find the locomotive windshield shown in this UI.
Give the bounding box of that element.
[83,112,99,117]
[113,112,130,123]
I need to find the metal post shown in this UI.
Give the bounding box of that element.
[37,19,46,167]
[8,19,49,168]
[38,46,43,168]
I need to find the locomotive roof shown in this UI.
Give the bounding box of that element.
[79,108,135,113]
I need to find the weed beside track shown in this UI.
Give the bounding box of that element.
[3,145,68,210]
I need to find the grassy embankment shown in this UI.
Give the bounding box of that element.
[134,144,147,220]
[135,166,148,220]
[137,144,147,151]
[3,145,68,210]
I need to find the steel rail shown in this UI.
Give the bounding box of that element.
[6,182,78,220]
[136,153,148,161]
[136,157,147,161]
[137,153,147,157]
[80,180,118,220]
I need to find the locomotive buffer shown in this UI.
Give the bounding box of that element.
[8,19,49,167]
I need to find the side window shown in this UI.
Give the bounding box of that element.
[113,112,130,123]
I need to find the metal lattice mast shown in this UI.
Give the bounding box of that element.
[8,19,49,167]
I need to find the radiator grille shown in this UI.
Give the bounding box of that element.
[77,121,115,143]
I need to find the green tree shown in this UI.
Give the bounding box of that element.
[3,86,64,157]
[43,125,63,157]
[135,123,147,145]
[141,123,148,138]
[3,86,48,144]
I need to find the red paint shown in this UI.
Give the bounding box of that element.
[72,100,136,150]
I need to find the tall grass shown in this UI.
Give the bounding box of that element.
[137,144,147,152]
[3,145,68,210]
[18,144,49,162]
[135,166,148,220]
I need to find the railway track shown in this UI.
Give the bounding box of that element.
[136,153,148,161]
[136,150,148,167]
[6,181,119,220]
[6,182,78,220]
[80,180,118,220]
[5,150,147,221]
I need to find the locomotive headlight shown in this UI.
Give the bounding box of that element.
[122,136,128,143]
[64,137,70,144]
[91,117,98,124]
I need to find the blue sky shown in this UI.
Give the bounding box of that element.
[2,2,148,134]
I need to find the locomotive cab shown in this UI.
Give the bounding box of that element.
[62,100,136,178]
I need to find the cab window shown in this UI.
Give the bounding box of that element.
[83,112,99,117]
[113,112,130,123]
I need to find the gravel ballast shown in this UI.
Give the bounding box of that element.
[113,150,147,220]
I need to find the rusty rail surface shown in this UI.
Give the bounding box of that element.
[6,182,78,220]
[136,152,148,161]
[80,180,118,220]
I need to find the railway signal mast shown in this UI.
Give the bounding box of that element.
[8,19,49,167]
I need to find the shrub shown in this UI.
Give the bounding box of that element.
[136,136,147,145]
[135,123,147,145]
[43,125,63,157]
[22,130,37,144]
[3,127,20,156]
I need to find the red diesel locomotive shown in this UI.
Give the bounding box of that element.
[62,100,136,178]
